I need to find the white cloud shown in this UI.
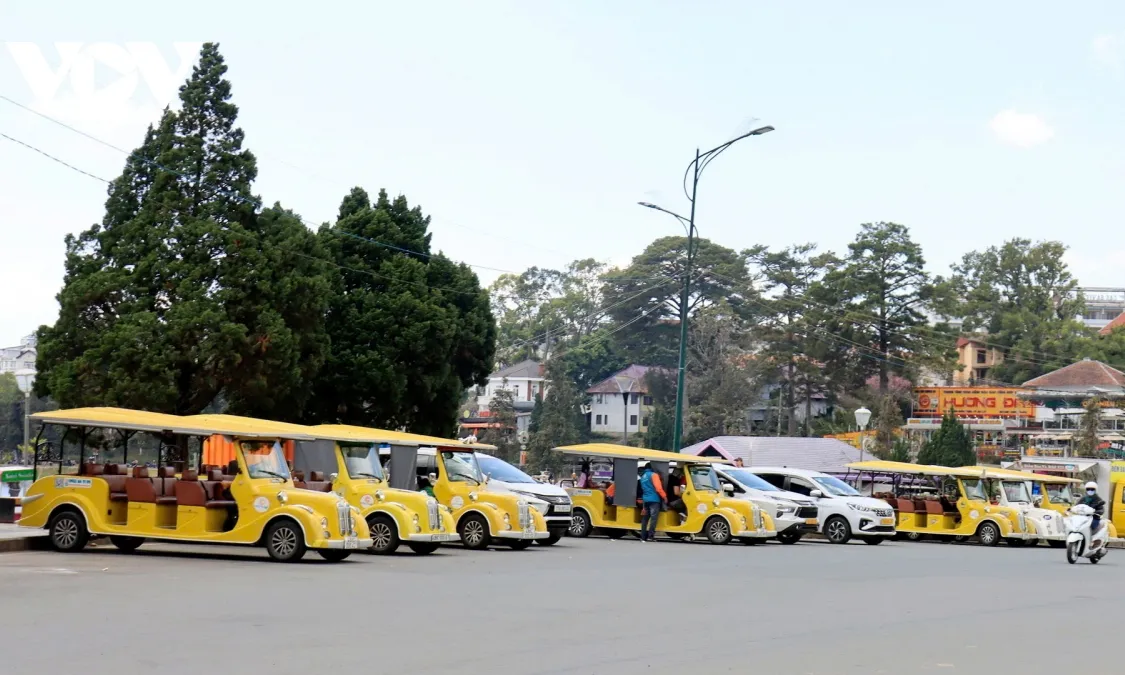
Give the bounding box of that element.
[989,110,1054,148]
[1092,33,1124,70]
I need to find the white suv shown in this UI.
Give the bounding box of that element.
[715,466,819,544]
[476,453,572,546]
[750,467,895,545]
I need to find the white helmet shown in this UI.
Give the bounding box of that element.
[1085,481,1098,491]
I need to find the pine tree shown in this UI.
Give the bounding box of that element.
[918,409,975,466]
[1077,396,1104,458]
[35,43,330,419]
[525,362,587,473]
[307,188,495,435]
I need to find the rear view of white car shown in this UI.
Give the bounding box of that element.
[477,453,572,546]
[715,466,819,544]
[750,467,895,545]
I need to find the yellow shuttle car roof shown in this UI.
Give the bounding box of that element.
[311,424,497,451]
[32,407,314,440]
[967,466,1083,484]
[847,460,985,478]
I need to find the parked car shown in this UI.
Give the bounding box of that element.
[476,453,572,546]
[714,465,819,544]
[750,467,895,545]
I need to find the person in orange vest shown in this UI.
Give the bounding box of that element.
[638,462,667,542]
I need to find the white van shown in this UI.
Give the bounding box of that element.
[476,453,572,546]
[714,465,819,544]
[750,467,895,545]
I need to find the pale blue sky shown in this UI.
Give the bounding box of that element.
[2,1,1124,345]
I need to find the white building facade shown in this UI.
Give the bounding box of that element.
[587,365,657,438]
[474,359,547,412]
[0,334,36,375]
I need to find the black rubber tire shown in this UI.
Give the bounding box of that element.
[824,515,852,544]
[739,537,762,545]
[508,540,533,550]
[408,542,440,555]
[458,513,492,550]
[317,549,351,562]
[537,531,564,546]
[862,537,884,545]
[704,516,732,545]
[568,510,592,538]
[1007,538,1027,547]
[366,514,400,555]
[264,519,307,562]
[48,509,90,553]
[976,521,1001,547]
[776,530,803,545]
[1067,540,1080,564]
[109,535,144,552]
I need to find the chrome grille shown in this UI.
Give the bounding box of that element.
[518,500,530,529]
[874,508,893,518]
[752,506,762,530]
[337,500,352,535]
[427,499,441,530]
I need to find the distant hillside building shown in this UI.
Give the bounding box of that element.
[0,334,36,375]
[587,365,660,439]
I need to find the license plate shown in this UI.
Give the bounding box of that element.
[344,537,359,550]
[880,518,894,526]
[437,534,457,541]
[805,518,817,525]
[555,505,571,513]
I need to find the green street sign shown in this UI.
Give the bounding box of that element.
[0,469,34,482]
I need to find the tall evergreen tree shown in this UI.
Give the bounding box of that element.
[917,409,975,466]
[525,361,587,473]
[35,43,330,419]
[308,188,495,435]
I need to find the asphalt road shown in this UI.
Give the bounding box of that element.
[0,536,1113,675]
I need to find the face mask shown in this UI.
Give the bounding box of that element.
[1088,490,1096,496]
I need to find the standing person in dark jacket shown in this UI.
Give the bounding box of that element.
[1079,481,1106,535]
[638,462,667,542]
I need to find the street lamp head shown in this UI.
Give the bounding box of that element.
[854,406,872,430]
[14,368,36,395]
[748,125,775,136]
[637,201,659,209]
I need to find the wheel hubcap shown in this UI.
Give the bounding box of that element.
[272,527,297,557]
[569,515,586,536]
[371,523,393,550]
[828,522,845,541]
[981,527,995,543]
[55,518,78,548]
[709,521,728,541]
[465,521,484,545]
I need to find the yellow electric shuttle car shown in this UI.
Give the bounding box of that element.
[848,460,1033,546]
[555,443,775,545]
[185,415,460,555]
[303,424,459,554]
[333,425,549,550]
[20,408,370,562]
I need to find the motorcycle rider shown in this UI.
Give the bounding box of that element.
[1079,481,1106,537]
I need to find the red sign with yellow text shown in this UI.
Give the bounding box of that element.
[914,387,1032,419]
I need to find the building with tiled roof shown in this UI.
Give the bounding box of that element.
[586,365,665,439]
[1098,311,1125,336]
[1022,358,1125,393]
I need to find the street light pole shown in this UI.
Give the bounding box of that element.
[671,149,700,454]
[639,124,774,453]
[14,369,36,466]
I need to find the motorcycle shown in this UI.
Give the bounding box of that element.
[1064,503,1108,564]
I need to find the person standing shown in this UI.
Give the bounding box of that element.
[733,457,744,467]
[639,462,667,542]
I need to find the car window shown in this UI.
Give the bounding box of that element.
[786,478,814,496]
[757,473,787,490]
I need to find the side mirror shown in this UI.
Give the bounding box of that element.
[722,483,734,495]
[1034,496,1043,507]
[329,472,338,482]
[810,489,823,499]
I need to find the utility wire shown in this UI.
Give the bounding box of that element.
[0,93,661,284]
[0,131,490,298]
